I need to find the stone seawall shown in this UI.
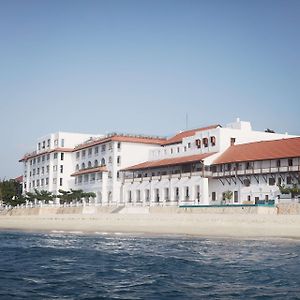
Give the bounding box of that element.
[150,206,278,215]
[4,203,300,216]
[277,203,300,215]
[7,206,119,216]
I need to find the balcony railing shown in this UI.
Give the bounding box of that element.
[212,164,300,178]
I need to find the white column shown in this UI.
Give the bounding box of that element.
[102,172,108,205]
[200,178,209,205]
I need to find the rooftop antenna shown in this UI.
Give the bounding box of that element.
[185,113,189,130]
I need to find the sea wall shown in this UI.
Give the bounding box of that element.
[277,203,300,215]
[149,206,277,215]
[6,206,119,216]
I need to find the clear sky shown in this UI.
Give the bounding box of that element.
[0,0,299,179]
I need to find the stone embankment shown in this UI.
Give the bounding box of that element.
[1,203,300,216]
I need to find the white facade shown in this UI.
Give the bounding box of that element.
[20,119,299,206]
[21,132,99,196]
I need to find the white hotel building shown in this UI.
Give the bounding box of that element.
[20,119,300,205]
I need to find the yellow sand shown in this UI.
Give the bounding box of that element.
[0,213,300,238]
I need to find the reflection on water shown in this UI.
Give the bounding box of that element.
[0,231,299,299]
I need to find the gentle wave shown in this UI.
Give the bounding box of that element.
[0,231,299,299]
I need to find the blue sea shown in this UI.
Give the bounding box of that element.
[0,231,299,299]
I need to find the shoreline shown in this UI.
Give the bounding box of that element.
[1,212,300,239]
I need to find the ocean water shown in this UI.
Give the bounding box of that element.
[0,231,299,300]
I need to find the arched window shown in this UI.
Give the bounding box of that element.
[203,138,208,147]
[81,162,85,169]
[210,136,216,146]
[101,158,106,166]
[94,160,99,167]
[76,164,79,171]
[195,139,201,148]
[88,161,92,168]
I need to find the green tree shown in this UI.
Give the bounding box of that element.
[0,179,23,206]
[223,190,233,204]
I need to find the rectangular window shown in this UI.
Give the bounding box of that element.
[42,141,45,149]
[42,155,45,162]
[46,178,49,185]
[46,165,49,173]
[88,148,92,156]
[288,159,293,167]
[276,160,281,167]
[37,168,40,175]
[117,142,121,150]
[234,191,238,203]
[82,150,86,158]
[185,187,189,200]
[53,165,57,172]
[37,157,40,163]
[212,192,216,201]
[230,138,236,146]
[59,178,63,186]
[33,169,36,175]
[47,154,50,160]
[41,179,44,186]
[60,165,63,174]
[268,177,275,186]
[47,139,50,148]
[38,143,41,150]
[117,156,121,165]
[41,167,44,175]
[61,153,64,160]
[278,177,282,185]
[76,152,80,159]
[102,145,106,152]
[95,146,99,154]
[61,139,65,147]
[53,178,57,185]
[54,153,58,159]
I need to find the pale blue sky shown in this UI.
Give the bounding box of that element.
[0,0,299,178]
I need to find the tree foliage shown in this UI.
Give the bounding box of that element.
[0,179,25,206]
[278,183,300,198]
[223,190,233,204]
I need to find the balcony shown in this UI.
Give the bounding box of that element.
[212,164,300,178]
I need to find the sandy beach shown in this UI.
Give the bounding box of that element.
[0,211,300,239]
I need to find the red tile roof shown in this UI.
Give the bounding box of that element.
[74,135,166,151]
[19,148,73,162]
[163,125,220,145]
[213,137,300,164]
[123,152,216,171]
[71,166,108,177]
[14,176,23,183]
